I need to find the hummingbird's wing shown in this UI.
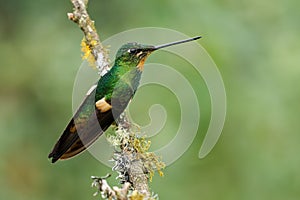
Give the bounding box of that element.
[48,86,116,163]
[48,72,136,163]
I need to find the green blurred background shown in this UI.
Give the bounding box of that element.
[1,0,300,199]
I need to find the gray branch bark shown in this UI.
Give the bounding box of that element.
[68,1,153,199]
[68,0,110,76]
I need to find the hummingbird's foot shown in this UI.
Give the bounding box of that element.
[95,98,112,112]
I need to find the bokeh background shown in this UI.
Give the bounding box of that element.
[1,0,300,199]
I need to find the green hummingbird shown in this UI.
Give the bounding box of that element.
[48,36,201,163]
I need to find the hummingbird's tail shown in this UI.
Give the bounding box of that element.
[48,118,82,163]
[48,109,115,163]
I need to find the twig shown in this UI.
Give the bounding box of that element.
[68,1,163,199]
[68,0,110,76]
[116,114,150,197]
[91,174,131,200]
[109,113,165,199]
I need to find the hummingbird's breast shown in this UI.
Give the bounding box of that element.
[96,65,142,110]
[112,67,142,104]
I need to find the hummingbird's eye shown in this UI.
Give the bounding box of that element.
[127,48,137,54]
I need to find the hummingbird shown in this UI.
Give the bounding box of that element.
[48,36,201,163]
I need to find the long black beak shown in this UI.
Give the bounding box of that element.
[153,36,201,50]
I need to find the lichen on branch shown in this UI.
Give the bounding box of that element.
[109,120,165,185]
[68,1,165,199]
[68,0,110,76]
[98,113,165,199]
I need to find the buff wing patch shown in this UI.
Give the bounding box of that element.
[95,98,112,112]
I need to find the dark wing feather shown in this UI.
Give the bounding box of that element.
[48,87,115,163]
[48,77,136,163]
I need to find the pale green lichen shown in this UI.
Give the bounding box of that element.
[108,126,165,184]
[93,112,164,199]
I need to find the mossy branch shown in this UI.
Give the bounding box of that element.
[68,0,110,75]
[100,113,164,199]
[68,1,164,199]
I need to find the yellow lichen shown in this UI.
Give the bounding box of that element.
[129,190,145,200]
[148,171,154,182]
[90,39,98,47]
[143,152,165,182]
[133,137,151,153]
[80,38,96,68]
[158,170,164,177]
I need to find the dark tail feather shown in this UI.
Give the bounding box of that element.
[48,109,115,163]
[48,119,80,163]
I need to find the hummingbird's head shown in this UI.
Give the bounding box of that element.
[115,36,202,71]
[115,42,156,71]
